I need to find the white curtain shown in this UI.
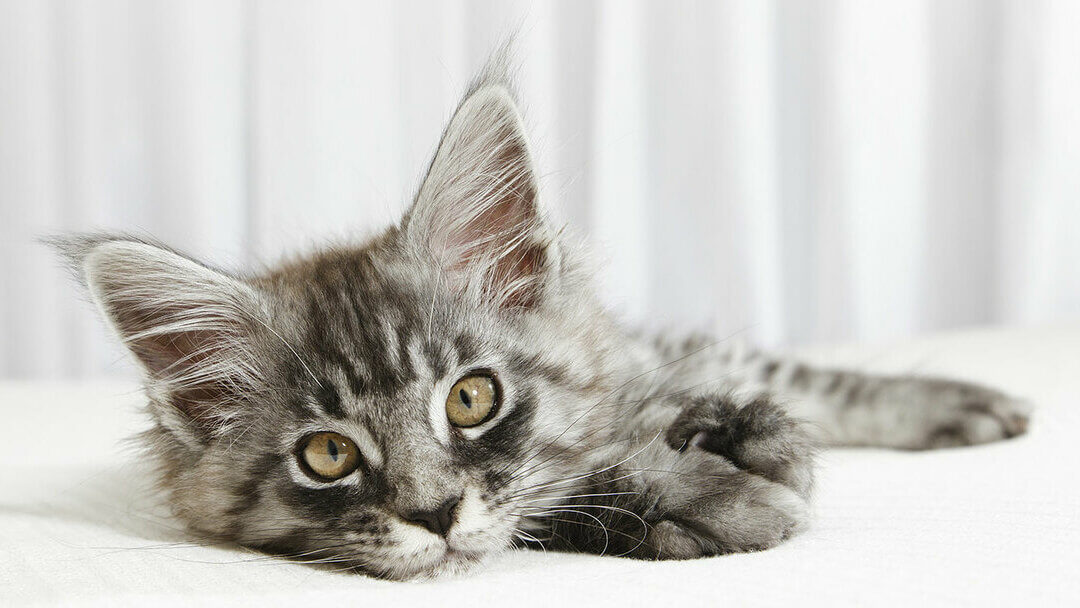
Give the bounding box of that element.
[3,0,1079,379]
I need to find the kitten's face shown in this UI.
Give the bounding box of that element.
[65,83,613,578]
[169,251,594,578]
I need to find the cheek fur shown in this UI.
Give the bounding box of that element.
[446,485,490,537]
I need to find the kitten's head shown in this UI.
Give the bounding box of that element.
[59,79,620,578]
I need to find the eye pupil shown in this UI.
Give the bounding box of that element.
[460,388,472,408]
[327,439,339,461]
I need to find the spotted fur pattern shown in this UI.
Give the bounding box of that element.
[54,63,1031,579]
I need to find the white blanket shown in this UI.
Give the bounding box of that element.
[2,326,1077,606]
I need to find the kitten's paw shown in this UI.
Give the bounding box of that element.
[549,429,814,560]
[860,377,1033,450]
[639,449,810,559]
[665,395,816,498]
[921,387,1032,449]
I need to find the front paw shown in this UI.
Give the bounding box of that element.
[545,396,817,560]
[634,446,811,559]
[622,393,818,559]
[665,395,817,498]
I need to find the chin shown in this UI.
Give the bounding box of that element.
[425,548,491,579]
[366,533,509,580]
[374,545,494,581]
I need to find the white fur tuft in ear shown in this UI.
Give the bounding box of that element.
[407,85,559,309]
[74,237,265,435]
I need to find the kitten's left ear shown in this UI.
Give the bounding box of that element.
[50,235,266,442]
[405,84,559,309]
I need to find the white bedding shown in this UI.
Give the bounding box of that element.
[2,326,1078,606]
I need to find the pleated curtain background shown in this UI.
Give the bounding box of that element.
[2,0,1079,379]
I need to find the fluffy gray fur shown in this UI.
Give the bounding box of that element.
[55,65,1032,580]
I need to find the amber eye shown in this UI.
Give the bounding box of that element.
[446,373,499,428]
[299,432,361,481]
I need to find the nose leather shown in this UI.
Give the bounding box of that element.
[401,495,460,538]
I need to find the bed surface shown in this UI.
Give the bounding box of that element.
[2,325,1078,606]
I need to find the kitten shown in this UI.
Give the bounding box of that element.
[56,67,1031,580]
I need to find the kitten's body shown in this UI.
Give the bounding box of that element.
[58,67,1030,579]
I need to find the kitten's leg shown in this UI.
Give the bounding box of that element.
[540,393,815,559]
[748,357,1033,449]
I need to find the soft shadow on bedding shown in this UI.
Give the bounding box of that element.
[0,464,234,557]
[0,464,375,573]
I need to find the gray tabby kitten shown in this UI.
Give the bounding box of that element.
[57,70,1031,580]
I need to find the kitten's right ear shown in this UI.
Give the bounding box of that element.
[404,82,560,310]
[52,235,265,439]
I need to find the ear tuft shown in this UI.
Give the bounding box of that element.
[52,235,265,437]
[407,84,558,309]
